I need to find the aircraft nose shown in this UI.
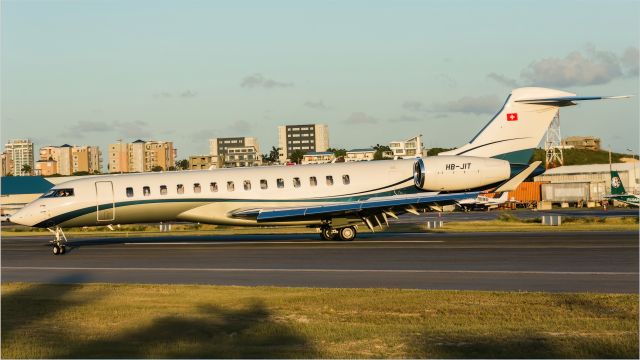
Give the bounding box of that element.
[9,207,37,227]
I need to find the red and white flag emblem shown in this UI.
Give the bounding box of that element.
[506,113,518,121]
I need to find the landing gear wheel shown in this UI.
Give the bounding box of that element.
[338,226,357,241]
[59,245,66,254]
[320,227,335,241]
[52,244,62,255]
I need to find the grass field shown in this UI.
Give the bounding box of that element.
[1,215,637,238]
[2,283,638,358]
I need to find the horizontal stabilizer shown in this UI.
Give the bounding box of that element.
[515,95,631,106]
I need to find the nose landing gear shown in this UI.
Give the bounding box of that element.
[47,227,67,255]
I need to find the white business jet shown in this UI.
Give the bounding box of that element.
[10,87,626,255]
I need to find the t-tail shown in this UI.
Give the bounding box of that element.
[439,87,630,164]
[610,170,627,195]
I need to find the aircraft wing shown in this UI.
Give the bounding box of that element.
[233,191,479,228]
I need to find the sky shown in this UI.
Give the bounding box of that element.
[2,0,639,170]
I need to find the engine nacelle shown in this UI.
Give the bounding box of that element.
[413,156,511,191]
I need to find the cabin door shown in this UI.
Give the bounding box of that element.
[95,181,115,222]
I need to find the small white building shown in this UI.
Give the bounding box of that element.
[389,135,426,159]
[301,151,335,165]
[345,148,375,162]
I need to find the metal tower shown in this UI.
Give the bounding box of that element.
[544,111,564,169]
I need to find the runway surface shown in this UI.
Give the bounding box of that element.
[2,231,637,293]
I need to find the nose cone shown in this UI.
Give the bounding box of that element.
[9,207,39,227]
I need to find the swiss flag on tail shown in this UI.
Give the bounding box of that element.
[506,113,518,121]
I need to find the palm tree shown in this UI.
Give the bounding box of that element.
[21,164,32,176]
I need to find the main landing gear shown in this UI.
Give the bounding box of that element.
[48,226,68,255]
[320,226,357,241]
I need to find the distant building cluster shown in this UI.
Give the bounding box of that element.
[37,144,102,176]
[107,140,176,173]
[1,123,432,176]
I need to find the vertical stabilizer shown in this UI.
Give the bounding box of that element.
[610,171,626,195]
[440,87,581,163]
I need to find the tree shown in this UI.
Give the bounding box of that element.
[372,144,392,160]
[175,159,189,170]
[290,150,307,164]
[327,148,347,158]
[151,165,164,172]
[262,146,281,165]
[21,164,32,176]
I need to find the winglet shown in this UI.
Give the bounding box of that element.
[494,161,542,193]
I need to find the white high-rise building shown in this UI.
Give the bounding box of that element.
[277,124,329,164]
[4,139,34,176]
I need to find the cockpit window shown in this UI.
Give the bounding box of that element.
[42,188,74,198]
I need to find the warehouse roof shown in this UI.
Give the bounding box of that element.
[541,162,638,175]
[1,176,54,195]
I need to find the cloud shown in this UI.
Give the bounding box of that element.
[227,120,251,134]
[179,90,197,98]
[487,46,638,87]
[434,95,500,115]
[389,115,422,123]
[240,73,293,89]
[486,72,519,87]
[621,47,639,76]
[402,100,427,112]
[521,47,623,87]
[153,90,198,99]
[344,112,378,125]
[61,120,150,139]
[304,100,329,110]
[435,73,457,88]
[113,120,151,138]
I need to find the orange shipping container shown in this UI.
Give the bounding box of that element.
[508,181,548,202]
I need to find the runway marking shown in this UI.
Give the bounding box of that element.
[122,240,445,245]
[2,266,637,276]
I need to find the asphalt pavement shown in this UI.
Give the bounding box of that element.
[2,231,637,293]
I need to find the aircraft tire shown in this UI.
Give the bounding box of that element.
[52,245,61,255]
[338,226,356,241]
[320,227,335,241]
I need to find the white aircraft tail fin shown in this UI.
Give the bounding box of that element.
[439,87,628,163]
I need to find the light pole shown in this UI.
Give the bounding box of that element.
[626,148,637,194]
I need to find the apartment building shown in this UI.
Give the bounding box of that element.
[37,144,102,175]
[389,135,427,158]
[189,155,214,170]
[108,140,175,173]
[277,124,329,164]
[1,152,12,177]
[209,137,261,168]
[3,139,34,176]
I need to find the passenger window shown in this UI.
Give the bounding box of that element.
[126,187,134,197]
[227,181,235,191]
[326,175,334,186]
[293,177,301,188]
[210,182,218,192]
[243,180,251,190]
[277,178,284,188]
[177,184,184,194]
[160,185,167,195]
[310,176,317,186]
[194,183,201,193]
[260,179,268,190]
[143,186,150,196]
[342,175,350,185]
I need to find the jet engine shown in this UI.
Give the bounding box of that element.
[413,156,511,191]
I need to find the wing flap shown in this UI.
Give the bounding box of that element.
[251,192,480,222]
